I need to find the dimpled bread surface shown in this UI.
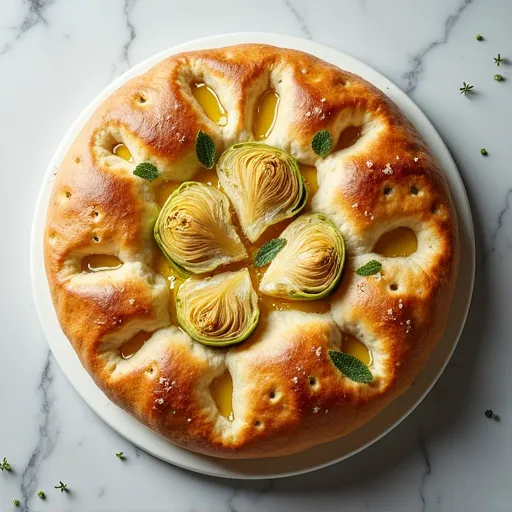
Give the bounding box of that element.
[44,44,459,458]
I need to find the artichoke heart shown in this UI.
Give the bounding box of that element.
[176,269,259,347]
[260,213,345,300]
[217,143,307,242]
[154,182,247,275]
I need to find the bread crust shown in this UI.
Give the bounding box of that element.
[44,44,459,458]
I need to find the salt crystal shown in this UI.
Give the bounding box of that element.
[382,163,393,175]
[313,407,320,414]
[366,160,374,168]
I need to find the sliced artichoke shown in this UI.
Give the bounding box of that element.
[259,213,345,300]
[217,143,307,242]
[176,269,259,347]
[154,182,247,276]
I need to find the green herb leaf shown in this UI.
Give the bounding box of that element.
[195,130,216,169]
[494,54,504,66]
[356,260,382,276]
[116,451,125,459]
[329,351,373,384]
[476,33,483,41]
[0,457,11,471]
[459,82,474,95]
[13,500,20,507]
[54,481,68,493]
[480,148,488,156]
[254,238,287,268]
[494,74,503,82]
[133,162,159,182]
[311,130,333,157]
[37,491,45,499]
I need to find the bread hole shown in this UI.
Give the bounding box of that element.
[432,204,441,215]
[254,420,262,427]
[121,331,153,360]
[74,156,81,164]
[112,143,134,163]
[191,82,228,126]
[90,209,100,220]
[136,93,147,104]
[210,371,234,421]
[342,333,371,366]
[253,89,279,140]
[145,366,156,377]
[308,376,318,388]
[373,227,417,257]
[81,255,122,272]
[64,190,72,199]
[92,236,100,243]
[334,125,362,151]
[390,283,398,291]
[383,186,393,196]
[410,185,420,195]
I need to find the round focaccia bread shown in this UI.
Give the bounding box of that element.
[44,44,459,458]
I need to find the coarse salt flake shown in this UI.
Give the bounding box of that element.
[366,160,374,168]
[382,163,393,175]
[313,407,320,414]
[315,347,322,357]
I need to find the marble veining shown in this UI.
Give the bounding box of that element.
[0,0,57,56]
[19,353,57,512]
[402,0,475,93]
[0,0,510,510]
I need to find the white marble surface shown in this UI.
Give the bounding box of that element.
[0,0,510,510]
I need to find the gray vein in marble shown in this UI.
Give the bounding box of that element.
[0,0,57,57]
[122,0,137,68]
[19,352,57,512]
[402,0,474,93]
[284,0,312,40]
[487,188,512,256]
[418,430,431,512]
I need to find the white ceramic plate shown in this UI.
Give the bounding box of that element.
[30,33,475,479]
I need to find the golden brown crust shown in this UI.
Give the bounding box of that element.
[44,44,459,458]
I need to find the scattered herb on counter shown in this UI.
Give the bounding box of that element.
[37,491,45,499]
[54,481,68,493]
[116,451,125,460]
[459,82,474,95]
[476,33,483,41]
[494,74,503,82]
[480,148,488,156]
[356,260,382,276]
[13,499,20,507]
[254,238,287,268]
[0,457,11,471]
[133,162,159,182]
[494,54,504,66]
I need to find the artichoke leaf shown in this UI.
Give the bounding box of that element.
[154,182,247,276]
[176,269,259,346]
[259,213,345,300]
[217,143,307,243]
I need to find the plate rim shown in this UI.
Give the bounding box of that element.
[30,32,475,480]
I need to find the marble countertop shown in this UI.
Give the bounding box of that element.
[1,0,511,510]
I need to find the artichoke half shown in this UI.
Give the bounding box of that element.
[217,143,307,243]
[154,182,247,276]
[176,269,259,347]
[260,213,345,300]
